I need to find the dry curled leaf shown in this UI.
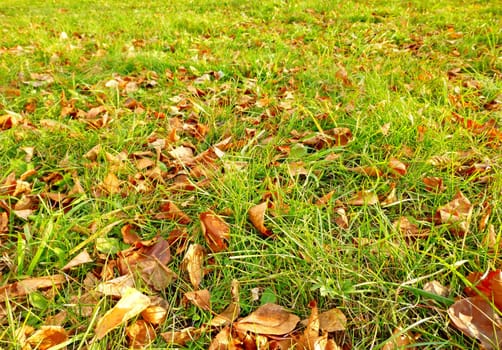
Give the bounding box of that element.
[235,303,300,335]
[182,244,206,290]
[208,280,241,327]
[248,202,273,237]
[423,280,449,297]
[155,201,192,224]
[0,274,66,302]
[382,327,417,350]
[26,326,68,350]
[94,287,151,340]
[126,320,156,348]
[422,177,445,193]
[388,158,407,176]
[200,212,230,252]
[347,190,379,206]
[448,296,502,350]
[61,249,93,271]
[161,327,202,346]
[184,289,211,311]
[435,191,472,236]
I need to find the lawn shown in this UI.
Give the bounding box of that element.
[0,0,501,348]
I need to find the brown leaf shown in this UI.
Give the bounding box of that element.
[141,304,168,325]
[422,177,445,193]
[235,303,300,335]
[248,202,273,237]
[448,296,502,350]
[392,217,429,240]
[184,289,211,311]
[155,201,192,224]
[161,327,202,346]
[388,158,407,176]
[435,191,473,236]
[327,127,353,146]
[94,287,151,340]
[381,122,391,136]
[0,274,66,302]
[182,244,206,290]
[208,280,240,327]
[26,326,68,350]
[126,320,156,348]
[348,166,383,177]
[200,212,230,252]
[335,64,352,87]
[423,281,449,297]
[61,249,93,271]
[382,327,417,350]
[208,326,235,350]
[319,308,347,332]
[138,259,177,291]
[121,224,141,244]
[334,207,349,229]
[101,172,121,194]
[347,190,379,206]
[96,275,136,297]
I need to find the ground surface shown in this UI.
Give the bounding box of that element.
[0,0,501,349]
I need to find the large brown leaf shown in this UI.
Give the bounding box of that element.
[235,303,300,335]
[182,244,206,290]
[200,212,230,252]
[0,274,66,302]
[94,287,151,340]
[448,296,502,350]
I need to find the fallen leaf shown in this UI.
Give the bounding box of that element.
[422,177,445,193]
[448,296,502,350]
[126,320,156,348]
[392,217,429,240]
[0,274,66,302]
[208,280,240,327]
[347,190,379,206]
[319,308,347,332]
[423,280,449,297]
[381,122,391,136]
[121,224,141,244]
[348,166,383,177]
[161,327,202,346]
[26,326,68,350]
[200,212,230,252]
[334,207,349,229]
[208,326,234,350]
[95,287,151,340]
[182,244,206,290]
[95,274,136,297]
[465,270,502,311]
[248,202,273,237]
[155,201,192,224]
[435,191,473,236]
[184,289,211,311]
[141,304,168,325]
[388,158,407,176]
[235,303,300,335]
[335,64,352,86]
[382,327,417,350]
[61,249,93,271]
[101,172,121,194]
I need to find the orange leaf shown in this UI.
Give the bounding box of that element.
[141,304,168,325]
[94,287,151,339]
[248,202,273,237]
[61,249,93,271]
[388,158,407,176]
[200,212,230,252]
[465,270,502,311]
[26,326,68,350]
[422,177,445,193]
[126,320,156,348]
[161,327,202,346]
[0,274,66,302]
[382,327,417,350]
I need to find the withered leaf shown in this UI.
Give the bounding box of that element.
[155,201,192,224]
[435,191,473,236]
[388,158,407,176]
[422,176,445,193]
[347,190,379,206]
[161,327,202,346]
[465,270,502,311]
[348,166,383,177]
[184,289,211,311]
[423,280,449,297]
[448,296,502,350]
[381,327,417,350]
[208,280,241,327]
[126,320,156,348]
[235,303,300,335]
[26,326,68,350]
[61,249,93,271]
[0,274,66,302]
[319,308,347,332]
[141,304,168,325]
[208,326,235,350]
[182,244,206,290]
[200,212,230,252]
[96,275,135,297]
[248,202,273,237]
[392,217,429,240]
[95,287,151,340]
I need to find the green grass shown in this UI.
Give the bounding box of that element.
[0,0,501,348]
